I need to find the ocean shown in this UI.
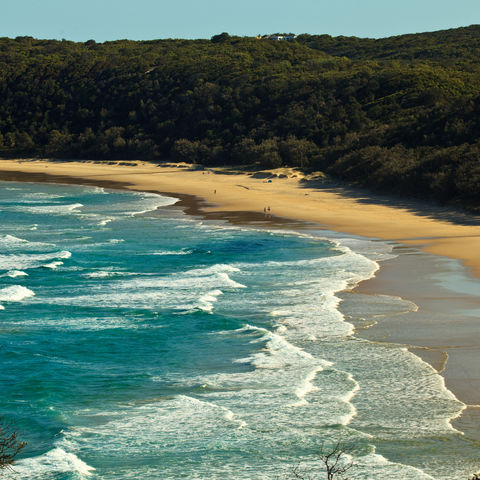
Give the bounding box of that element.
[0,180,477,479]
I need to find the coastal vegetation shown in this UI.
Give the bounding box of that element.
[0,420,25,471]
[1,26,480,210]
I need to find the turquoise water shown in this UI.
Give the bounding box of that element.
[0,181,477,479]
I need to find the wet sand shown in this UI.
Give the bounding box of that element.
[347,245,480,438]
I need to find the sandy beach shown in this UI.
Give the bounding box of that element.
[1,158,479,276]
[1,157,480,437]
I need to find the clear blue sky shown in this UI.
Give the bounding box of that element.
[1,0,479,42]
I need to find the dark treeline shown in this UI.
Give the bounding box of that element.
[1,27,480,210]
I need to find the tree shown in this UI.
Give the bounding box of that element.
[231,138,258,164]
[256,138,282,169]
[15,132,35,152]
[0,420,26,471]
[289,443,353,480]
[171,139,198,163]
[279,136,318,168]
[45,130,73,157]
[211,32,230,43]
[319,443,353,480]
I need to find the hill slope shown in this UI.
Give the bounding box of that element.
[1,28,480,210]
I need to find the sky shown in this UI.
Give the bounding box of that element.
[1,0,479,42]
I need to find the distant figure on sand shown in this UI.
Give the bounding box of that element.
[214,190,216,194]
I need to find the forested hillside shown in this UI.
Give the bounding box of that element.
[1,27,480,210]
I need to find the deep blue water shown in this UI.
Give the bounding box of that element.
[0,181,477,479]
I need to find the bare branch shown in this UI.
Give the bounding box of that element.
[289,441,354,480]
[292,465,307,480]
[0,420,26,471]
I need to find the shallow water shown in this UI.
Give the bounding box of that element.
[0,181,477,479]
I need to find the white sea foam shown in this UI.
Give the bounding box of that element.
[291,366,324,406]
[0,250,72,272]
[0,285,35,302]
[10,203,84,214]
[65,396,249,462]
[182,265,247,288]
[15,447,95,479]
[26,192,65,199]
[152,249,193,255]
[77,191,177,219]
[217,272,246,288]
[81,268,141,279]
[71,239,124,251]
[179,395,248,429]
[82,270,123,278]
[335,237,398,262]
[97,217,114,226]
[126,192,178,216]
[196,289,223,312]
[265,286,354,340]
[85,185,106,194]
[43,261,64,269]
[0,234,53,250]
[18,313,140,331]
[45,263,245,311]
[121,266,245,291]
[0,285,34,302]
[186,264,241,276]
[228,322,364,425]
[235,248,379,294]
[0,234,29,246]
[6,270,28,277]
[349,452,436,480]
[216,243,376,434]
[261,250,377,282]
[235,324,330,370]
[336,372,360,425]
[336,339,465,440]
[15,198,65,204]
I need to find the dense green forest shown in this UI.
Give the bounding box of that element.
[1,27,480,210]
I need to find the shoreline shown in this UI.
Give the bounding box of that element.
[349,248,480,440]
[1,158,480,438]
[1,158,480,277]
